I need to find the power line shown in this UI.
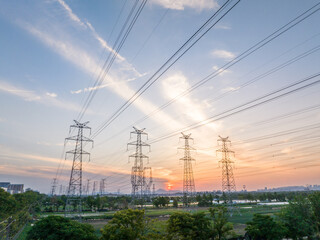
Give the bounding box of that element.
[130,8,169,62]
[149,72,320,144]
[97,3,320,141]
[77,0,148,121]
[90,0,241,138]
[129,2,320,126]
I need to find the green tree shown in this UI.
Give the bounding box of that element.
[192,212,211,240]
[167,212,197,240]
[26,216,97,240]
[279,195,316,239]
[308,192,320,235]
[209,206,234,240]
[0,188,18,219]
[85,196,96,211]
[173,198,178,208]
[197,194,213,207]
[245,214,284,240]
[167,211,211,240]
[101,209,146,240]
[152,197,169,208]
[152,197,160,208]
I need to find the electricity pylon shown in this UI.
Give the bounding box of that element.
[127,127,150,208]
[100,178,106,195]
[178,132,196,207]
[216,136,240,216]
[86,179,90,196]
[92,181,97,195]
[143,167,152,201]
[50,178,58,196]
[65,120,93,220]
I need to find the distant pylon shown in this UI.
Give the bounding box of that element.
[143,167,152,200]
[243,185,247,192]
[178,132,196,207]
[92,181,97,195]
[152,183,156,196]
[100,178,106,195]
[50,178,58,196]
[127,127,150,208]
[216,136,240,215]
[86,179,90,196]
[65,120,93,220]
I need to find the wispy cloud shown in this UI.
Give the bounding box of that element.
[0,79,83,112]
[55,0,144,77]
[46,92,57,98]
[56,0,85,27]
[212,49,236,60]
[151,0,219,11]
[212,65,231,76]
[220,86,239,93]
[70,77,139,94]
[0,80,41,101]
[83,19,125,62]
[19,22,184,131]
[161,72,220,131]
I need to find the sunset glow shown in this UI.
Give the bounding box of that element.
[0,0,319,194]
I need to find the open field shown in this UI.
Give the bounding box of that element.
[84,204,284,237]
[16,204,285,239]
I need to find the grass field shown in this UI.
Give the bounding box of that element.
[19,204,284,239]
[85,204,285,237]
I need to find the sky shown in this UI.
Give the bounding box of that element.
[0,0,320,194]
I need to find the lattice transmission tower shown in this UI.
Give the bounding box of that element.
[85,179,90,196]
[50,178,58,196]
[178,132,196,207]
[65,120,93,220]
[143,167,153,201]
[92,181,98,195]
[216,136,240,215]
[100,178,106,195]
[127,127,151,207]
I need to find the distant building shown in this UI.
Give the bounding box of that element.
[0,182,11,191]
[0,182,24,194]
[8,184,24,194]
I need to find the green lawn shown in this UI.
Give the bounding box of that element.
[228,205,284,224]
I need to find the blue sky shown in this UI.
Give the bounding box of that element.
[0,0,320,193]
